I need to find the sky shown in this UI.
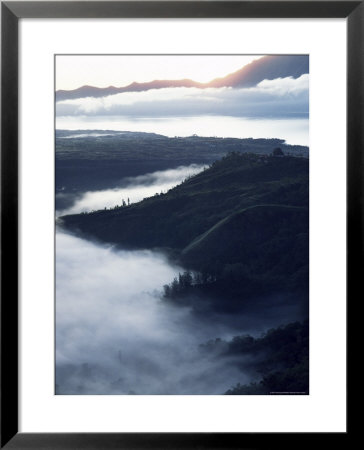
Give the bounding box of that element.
[56,55,263,90]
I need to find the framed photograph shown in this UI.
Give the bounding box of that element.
[1,1,357,448]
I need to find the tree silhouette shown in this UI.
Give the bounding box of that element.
[272,147,284,156]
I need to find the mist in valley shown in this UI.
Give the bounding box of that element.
[57,164,205,216]
[56,227,305,395]
[56,230,249,394]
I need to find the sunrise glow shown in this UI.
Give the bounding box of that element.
[56,55,263,91]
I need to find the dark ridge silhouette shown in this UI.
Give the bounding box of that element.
[56,79,205,101]
[209,55,309,88]
[56,55,308,101]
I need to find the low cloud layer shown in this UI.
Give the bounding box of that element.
[58,164,205,216]
[56,230,248,394]
[59,132,125,139]
[56,75,309,119]
[56,229,307,395]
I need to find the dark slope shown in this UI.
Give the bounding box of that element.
[220,320,309,395]
[60,153,309,313]
[60,153,308,250]
[56,55,308,101]
[182,204,308,273]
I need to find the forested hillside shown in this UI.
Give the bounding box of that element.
[60,152,308,314]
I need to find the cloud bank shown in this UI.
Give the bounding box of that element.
[56,75,309,119]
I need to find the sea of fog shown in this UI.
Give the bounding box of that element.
[56,230,249,395]
[56,115,309,146]
[56,229,304,395]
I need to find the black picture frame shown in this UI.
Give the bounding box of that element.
[1,1,359,448]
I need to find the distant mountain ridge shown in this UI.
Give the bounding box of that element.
[56,55,309,101]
